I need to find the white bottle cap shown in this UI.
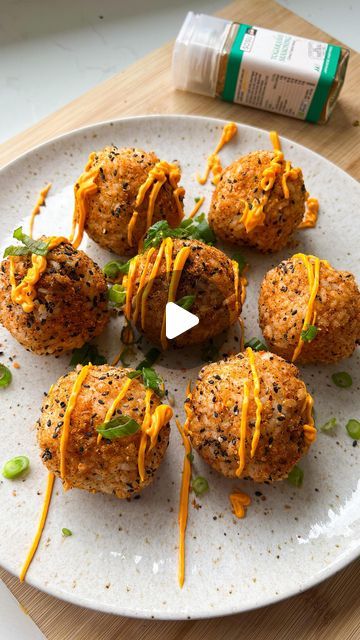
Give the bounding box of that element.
[172,12,231,97]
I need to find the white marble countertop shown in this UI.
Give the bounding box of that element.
[0,0,359,145]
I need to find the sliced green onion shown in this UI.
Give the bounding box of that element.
[287,465,303,487]
[141,367,164,396]
[320,417,337,432]
[187,452,194,463]
[301,325,318,342]
[331,371,352,388]
[346,419,360,440]
[103,259,131,279]
[108,284,126,306]
[192,476,209,496]
[2,455,30,479]
[96,414,140,440]
[244,337,268,352]
[194,197,201,203]
[0,364,12,388]
[176,295,196,311]
[62,528,72,537]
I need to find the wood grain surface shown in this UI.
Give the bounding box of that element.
[1,1,359,638]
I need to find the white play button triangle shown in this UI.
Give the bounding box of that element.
[165,302,199,340]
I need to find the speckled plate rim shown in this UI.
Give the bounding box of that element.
[0,114,359,620]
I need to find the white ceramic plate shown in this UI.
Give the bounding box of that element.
[0,115,359,620]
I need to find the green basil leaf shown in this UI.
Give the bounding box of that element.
[176,294,195,311]
[141,367,164,396]
[301,325,318,342]
[12,227,50,256]
[96,414,140,440]
[3,245,31,258]
[70,343,107,367]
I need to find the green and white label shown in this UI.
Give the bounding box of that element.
[222,25,341,122]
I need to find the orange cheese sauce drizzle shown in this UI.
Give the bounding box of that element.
[176,418,192,588]
[124,238,191,350]
[127,160,184,248]
[29,183,52,238]
[9,236,67,313]
[291,254,329,362]
[70,152,99,249]
[302,393,317,444]
[231,260,240,316]
[96,376,134,445]
[298,197,319,229]
[60,364,92,488]
[246,348,263,458]
[240,130,301,233]
[235,347,263,476]
[160,244,191,349]
[189,196,205,219]
[197,122,237,186]
[229,491,251,519]
[138,391,173,481]
[20,472,55,582]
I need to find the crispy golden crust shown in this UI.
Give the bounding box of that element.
[258,257,360,364]
[127,238,242,348]
[82,146,184,256]
[187,351,311,482]
[0,242,109,356]
[37,365,170,498]
[208,151,306,252]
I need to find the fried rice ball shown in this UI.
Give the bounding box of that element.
[187,350,313,482]
[0,241,109,355]
[124,238,242,348]
[208,151,306,252]
[77,146,184,256]
[37,365,171,498]
[259,256,360,364]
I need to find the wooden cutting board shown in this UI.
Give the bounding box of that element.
[1,1,359,638]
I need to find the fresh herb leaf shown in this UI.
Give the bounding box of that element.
[143,214,216,250]
[137,348,161,370]
[62,528,72,537]
[320,417,337,432]
[301,325,318,342]
[103,259,131,279]
[3,245,32,257]
[70,343,107,367]
[141,367,164,396]
[176,294,196,311]
[0,364,12,388]
[96,414,140,440]
[331,371,352,388]
[244,337,268,352]
[192,476,209,496]
[126,370,142,380]
[232,251,247,274]
[108,284,126,306]
[287,465,304,487]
